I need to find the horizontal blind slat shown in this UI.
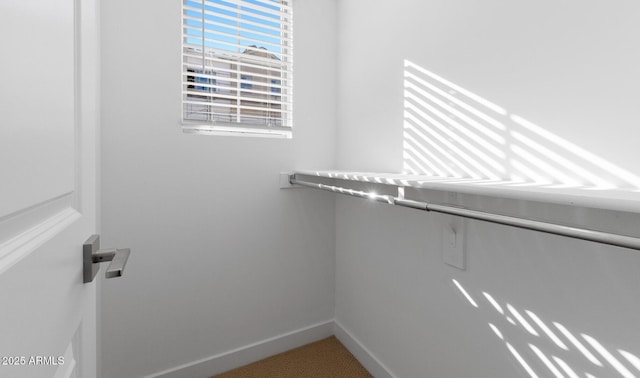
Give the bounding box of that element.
[185,47,290,68]
[184,109,292,118]
[183,112,292,129]
[201,38,292,59]
[183,15,293,42]
[202,18,292,42]
[203,0,291,19]
[199,7,286,35]
[183,67,292,91]
[201,31,288,53]
[184,90,291,106]
[184,79,291,95]
[203,0,292,15]
[184,100,292,114]
[183,53,289,74]
[184,80,292,95]
[183,59,288,77]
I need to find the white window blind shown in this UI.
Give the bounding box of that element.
[182,0,293,137]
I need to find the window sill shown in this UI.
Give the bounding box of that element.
[182,124,292,139]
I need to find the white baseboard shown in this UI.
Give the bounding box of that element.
[143,320,394,378]
[144,320,335,378]
[334,320,396,378]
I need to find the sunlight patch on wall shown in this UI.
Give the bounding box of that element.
[552,356,580,378]
[450,279,640,377]
[525,310,568,350]
[582,334,635,378]
[403,60,640,191]
[530,344,564,378]
[506,342,540,378]
[507,304,539,337]
[553,322,603,367]
[619,349,640,371]
[451,278,478,308]
[483,292,504,315]
[489,323,504,340]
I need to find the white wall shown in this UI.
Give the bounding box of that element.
[100,1,337,377]
[337,0,640,180]
[336,1,640,377]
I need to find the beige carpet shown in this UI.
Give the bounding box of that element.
[213,336,372,378]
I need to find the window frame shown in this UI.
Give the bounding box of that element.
[181,0,293,138]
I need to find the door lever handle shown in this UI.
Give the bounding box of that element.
[83,235,131,283]
[93,247,131,279]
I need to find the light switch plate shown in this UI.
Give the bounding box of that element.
[443,217,465,270]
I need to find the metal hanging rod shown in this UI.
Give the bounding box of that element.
[289,175,640,251]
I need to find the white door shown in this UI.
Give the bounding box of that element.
[0,0,100,377]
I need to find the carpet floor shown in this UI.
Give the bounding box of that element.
[213,336,372,378]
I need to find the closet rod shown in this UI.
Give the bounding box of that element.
[289,176,640,251]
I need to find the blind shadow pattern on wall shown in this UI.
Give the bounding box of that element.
[402,60,640,191]
[452,279,640,378]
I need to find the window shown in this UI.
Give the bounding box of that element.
[271,79,281,93]
[197,75,216,92]
[182,0,293,137]
[240,75,253,90]
[187,68,217,92]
